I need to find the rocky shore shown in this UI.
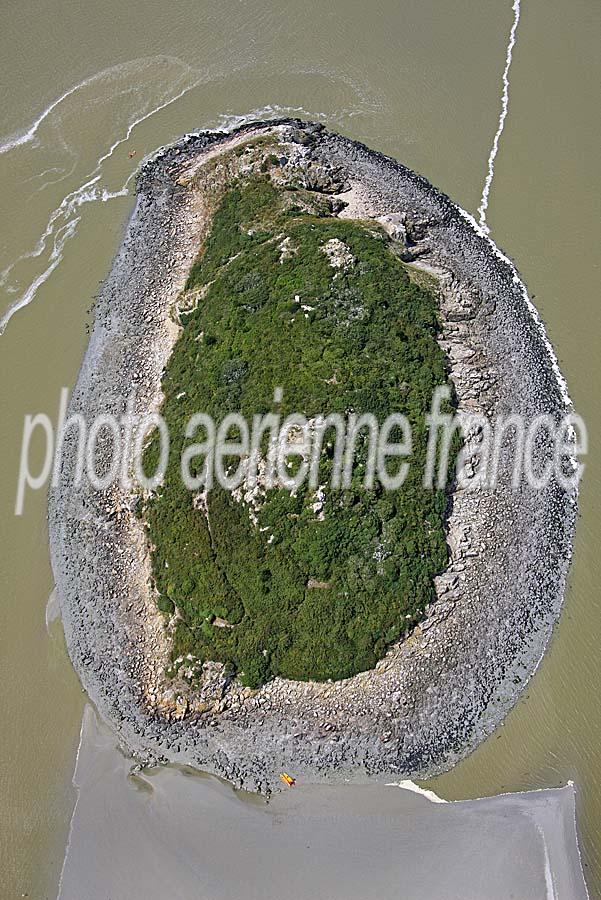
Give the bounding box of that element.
[48,120,578,792]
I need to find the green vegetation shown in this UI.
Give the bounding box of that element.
[142,175,457,687]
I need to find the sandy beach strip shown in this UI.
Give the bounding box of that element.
[58,706,589,900]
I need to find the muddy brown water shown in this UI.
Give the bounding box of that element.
[0,0,598,896]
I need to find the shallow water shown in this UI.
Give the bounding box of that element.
[0,0,599,896]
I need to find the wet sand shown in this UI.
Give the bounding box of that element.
[58,706,588,900]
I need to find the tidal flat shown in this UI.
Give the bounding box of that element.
[58,706,588,900]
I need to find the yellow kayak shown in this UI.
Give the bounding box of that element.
[279,772,296,787]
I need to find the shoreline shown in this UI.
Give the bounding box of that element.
[57,705,589,900]
[48,119,578,792]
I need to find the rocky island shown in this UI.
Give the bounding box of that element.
[49,120,578,792]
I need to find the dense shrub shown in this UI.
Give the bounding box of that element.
[142,178,456,686]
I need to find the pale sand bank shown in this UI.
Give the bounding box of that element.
[58,707,588,900]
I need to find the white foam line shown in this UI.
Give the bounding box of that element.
[0,69,203,335]
[456,202,573,410]
[537,823,558,900]
[1,70,179,291]
[570,785,592,900]
[0,176,100,286]
[27,165,68,187]
[92,75,198,176]
[207,104,572,408]
[0,218,79,333]
[0,178,134,335]
[30,150,80,195]
[123,103,331,179]
[45,587,61,632]
[0,55,196,157]
[387,779,448,803]
[0,77,104,155]
[477,0,521,234]
[56,709,88,900]
[206,103,329,134]
[440,782,575,806]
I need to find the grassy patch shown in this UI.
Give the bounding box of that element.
[142,177,456,686]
